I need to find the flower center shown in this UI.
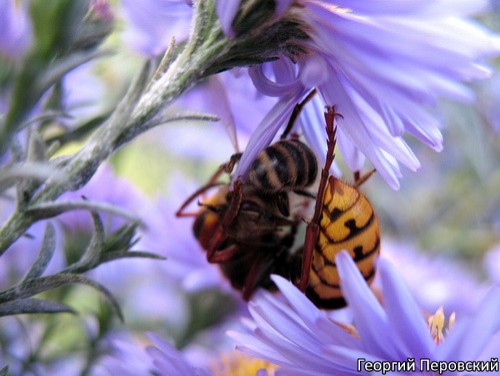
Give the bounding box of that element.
[428,306,456,344]
[212,352,278,376]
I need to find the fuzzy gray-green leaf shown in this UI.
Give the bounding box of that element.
[0,163,59,193]
[20,223,56,283]
[26,199,142,224]
[76,211,105,269]
[0,298,76,317]
[0,273,123,321]
[101,250,166,263]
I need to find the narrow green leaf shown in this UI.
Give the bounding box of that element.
[0,298,76,317]
[20,223,56,282]
[27,130,48,162]
[44,112,110,146]
[76,211,105,268]
[26,199,142,224]
[0,163,58,192]
[100,250,166,263]
[0,273,123,321]
[102,223,139,254]
[146,110,220,126]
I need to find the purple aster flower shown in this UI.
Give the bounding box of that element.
[0,0,32,60]
[120,0,193,56]
[229,251,500,375]
[0,197,65,287]
[58,164,152,232]
[229,1,500,189]
[0,317,46,375]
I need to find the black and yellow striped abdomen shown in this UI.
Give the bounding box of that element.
[249,139,318,193]
[307,176,380,309]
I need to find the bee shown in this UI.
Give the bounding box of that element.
[184,183,297,298]
[176,126,318,299]
[294,106,380,309]
[177,99,380,308]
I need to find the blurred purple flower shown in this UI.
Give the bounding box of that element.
[169,69,278,156]
[0,0,32,60]
[381,239,487,314]
[58,165,196,330]
[478,73,500,133]
[484,243,500,284]
[120,0,192,56]
[59,164,151,232]
[143,175,233,294]
[61,62,108,127]
[0,197,65,287]
[232,1,500,189]
[229,251,500,375]
[215,0,241,38]
[492,0,500,11]
[0,317,46,375]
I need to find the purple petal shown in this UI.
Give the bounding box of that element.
[378,258,435,360]
[232,91,304,180]
[483,244,500,283]
[319,72,405,189]
[146,333,198,375]
[437,287,500,361]
[270,275,321,324]
[249,63,302,97]
[299,96,345,176]
[0,0,32,59]
[336,126,365,174]
[274,0,293,18]
[336,251,398,359]
[216,0,241,38]
[321,0,489,17]
[299,54,330,88]
[121,0,192,56]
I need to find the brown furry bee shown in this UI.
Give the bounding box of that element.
[177,101,380,307]
[190,185,298,296]
[176,128,318,299]
[176,176,309,299]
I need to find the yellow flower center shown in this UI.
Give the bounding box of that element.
[211,353,278,376]
[428,306,456,344]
